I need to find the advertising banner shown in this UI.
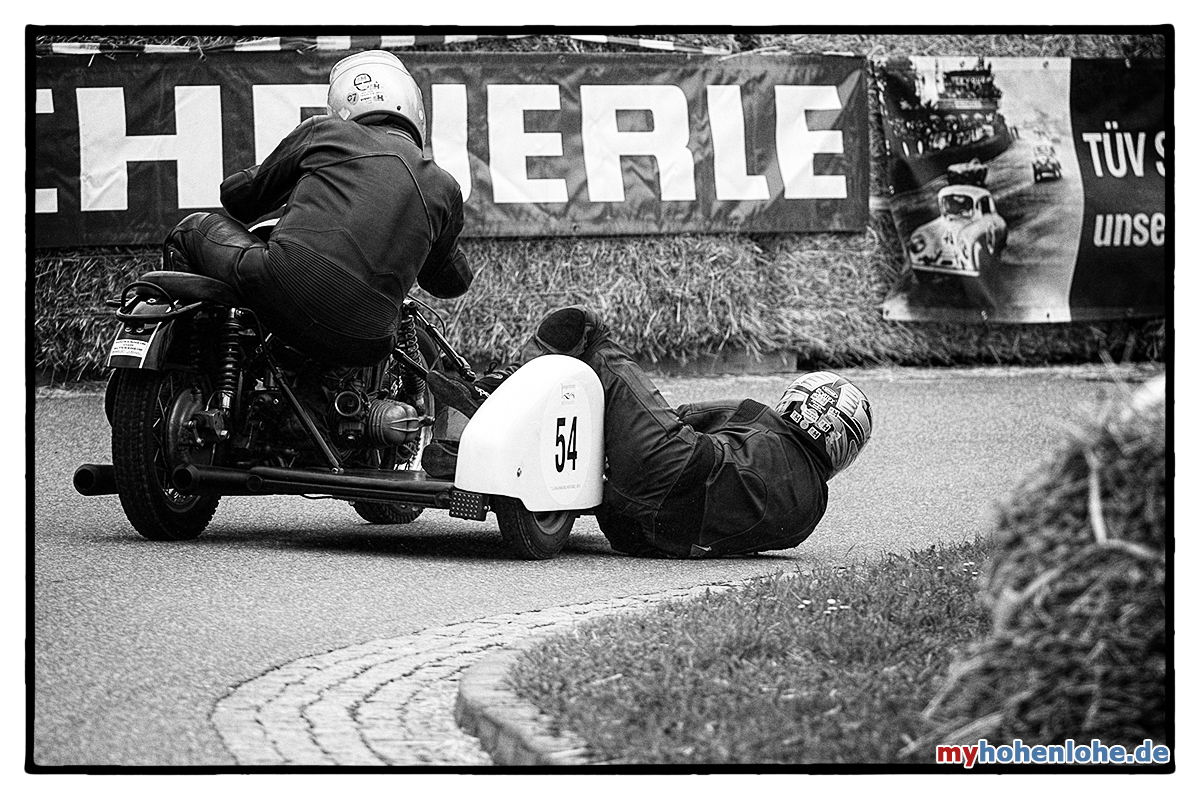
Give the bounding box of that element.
[878,56,1167,323]
[33,51,869,247]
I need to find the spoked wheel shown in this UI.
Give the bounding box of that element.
[350,332,438,526]
[493,496,576,560]
[111,370,220,541]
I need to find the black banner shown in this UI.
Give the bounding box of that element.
[33,51,869,247]
[878,56,1166,323]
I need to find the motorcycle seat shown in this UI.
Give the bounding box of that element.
[139,271,240,306]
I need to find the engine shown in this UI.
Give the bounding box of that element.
[332,391,425,448]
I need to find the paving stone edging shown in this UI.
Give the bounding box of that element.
[454,581,744,767]
[455,639,599,766]
[210,582,746,766]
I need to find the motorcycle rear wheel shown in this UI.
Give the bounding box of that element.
[492,497,576,560]
[111,370,220,541]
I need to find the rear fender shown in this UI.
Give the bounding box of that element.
[454,355,604,512]
[106,316,177,371]
[104,371,119,424]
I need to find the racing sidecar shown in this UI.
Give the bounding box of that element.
[75,354,605,560]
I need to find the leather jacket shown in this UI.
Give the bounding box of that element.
[219,115,472,348]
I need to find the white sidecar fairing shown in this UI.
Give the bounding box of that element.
[454,355,605,512]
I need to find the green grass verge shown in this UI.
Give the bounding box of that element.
[508,538,992,765]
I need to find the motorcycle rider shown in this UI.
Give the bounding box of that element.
[162,50,472,367]
[429,306,874,558]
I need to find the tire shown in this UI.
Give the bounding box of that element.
[111,369,220,541]
[493,496,576,559]
[350,328,438,526]
[351,501,424,525]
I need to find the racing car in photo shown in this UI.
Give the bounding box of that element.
[906,184,1008,278]
[946,158,989,187]
[1032,144,1063,182]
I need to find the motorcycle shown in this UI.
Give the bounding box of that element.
[72,242,605,560]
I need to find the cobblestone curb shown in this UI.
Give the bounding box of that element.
[455,642,598,766]
[455,581,743,766]
[211,582,742,766]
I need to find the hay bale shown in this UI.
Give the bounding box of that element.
[918,375,1168,748]
[33,248,160,381]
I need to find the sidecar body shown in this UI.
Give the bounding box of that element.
[455,354,605,512]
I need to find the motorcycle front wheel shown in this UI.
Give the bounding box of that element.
[111,370,220,541]
[492,496,576,560]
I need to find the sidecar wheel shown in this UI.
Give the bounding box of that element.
[351,501,424,525]
[492,497,575,560]
[111,370,220,541]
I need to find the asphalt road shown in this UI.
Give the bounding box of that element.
[30,366,1156,766]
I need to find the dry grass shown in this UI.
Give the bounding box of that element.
[911,375,1168,750]
[32,221,1167,381]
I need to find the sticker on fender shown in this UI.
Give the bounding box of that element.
[541,382,592,504]
[110,338,150,359]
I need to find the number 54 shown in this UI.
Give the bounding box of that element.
[555,417,578,472]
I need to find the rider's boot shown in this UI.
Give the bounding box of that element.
[426,306,607,421]
[426,362,521,420]
[475,363,519,393]
[519,306,609,362]
[427,370,486,418]
[420,439,459,479]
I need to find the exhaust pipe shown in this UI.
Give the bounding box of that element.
[173,464,454,506]
[74,463,117,496]
[171,464,256,496]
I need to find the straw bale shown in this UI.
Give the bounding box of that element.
[916,375,1168,748]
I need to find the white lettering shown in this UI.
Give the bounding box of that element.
[706,85,770,201]
[55,79,863,221]
[775,85,846,199]
[77,86,223,211]
[1152,212,1166,245]
[1082,124,1163,179]
[36,89,57,213]
[1102,122,1128,177]
[580,85,696,202]
[431,84,472,201]
[1092,212,1166,247]
[487,84,567,204]
[1081,132,1105,177]
[251,84,328,163]
[1122,131,1146,177]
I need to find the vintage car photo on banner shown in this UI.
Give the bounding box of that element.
[877,56,1165,324]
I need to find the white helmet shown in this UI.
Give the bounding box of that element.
[327,50,426,146]
[775,371,873,478]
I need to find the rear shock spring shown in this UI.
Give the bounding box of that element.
[398,310,426,412]
[214,308,244,412]
[188,313,207,371]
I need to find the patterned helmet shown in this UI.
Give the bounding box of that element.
[327,50,426,146]
[774,371,873,478]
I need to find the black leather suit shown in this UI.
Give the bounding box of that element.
[576,334,831,558]
[164,114,472,366]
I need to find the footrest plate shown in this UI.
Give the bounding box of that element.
[448,489,488,521]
